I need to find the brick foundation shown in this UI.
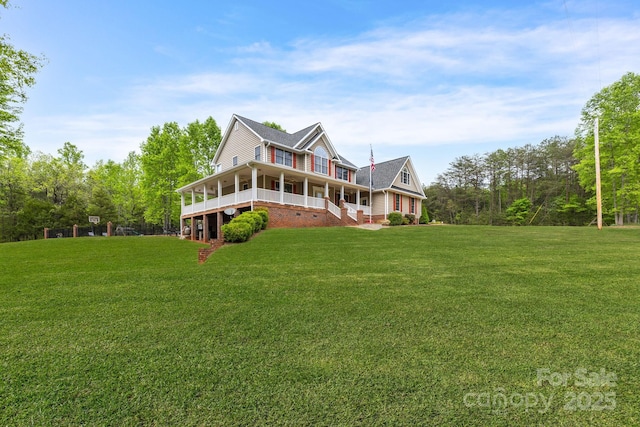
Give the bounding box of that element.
[254,202,359,228]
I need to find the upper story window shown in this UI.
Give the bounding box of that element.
[232,156,238,166]
[314,147,328,175]
[275,148,293,167]
[254,145,261,161]
[401,167,411,185]
[336,166,349,181]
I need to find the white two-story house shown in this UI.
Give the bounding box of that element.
[177,114,426,241]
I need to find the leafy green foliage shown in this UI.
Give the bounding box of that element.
[0,1,45,158]
[574,72,640,225]
[419,202,429,223]
[140,118,221,230]
[387,211,403,225]
[221,221,252,242]
[254,207,269,229]
[505,197,532,225]
[262,121,286,132]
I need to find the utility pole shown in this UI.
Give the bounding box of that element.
[594,117,603,230]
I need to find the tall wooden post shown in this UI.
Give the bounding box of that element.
[594,117,603,230]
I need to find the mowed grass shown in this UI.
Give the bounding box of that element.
[1,226,639,426]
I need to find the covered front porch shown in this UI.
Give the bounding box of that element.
[178,162,372,241]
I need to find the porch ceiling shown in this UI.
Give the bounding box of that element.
[182,162,369,194]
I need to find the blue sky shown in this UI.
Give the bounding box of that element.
[4,0,640,184]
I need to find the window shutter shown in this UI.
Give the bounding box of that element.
[293,184,297,194]
[293,154,297,169]
[271,180,275,190]
[271,147,275,164]
[311,155,314,172]
[348,170,351,182]
[328,159,332,177]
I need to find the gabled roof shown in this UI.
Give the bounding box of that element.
[355,155,425,198]
[229,114,358,170]
[356,156,409,189]
[236,115,311,148]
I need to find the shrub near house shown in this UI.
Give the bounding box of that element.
[221,209,269,243]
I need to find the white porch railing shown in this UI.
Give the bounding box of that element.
[327,201,341,219]
[182,189,367,220]
[345,202,370,216]
[308,196,325,209]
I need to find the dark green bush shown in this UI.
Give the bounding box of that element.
[254,207,269,229]
[388,212,403,226]
[221,221,253,243]
[419,203,429,224]
[242,211,263,233]
[231,213,257,232]
[405,214,416,224]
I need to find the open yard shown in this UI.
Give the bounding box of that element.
[1,226,638,426]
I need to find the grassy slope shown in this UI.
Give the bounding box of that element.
[0,227,638,426]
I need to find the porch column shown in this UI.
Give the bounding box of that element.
[234,173,239,203]
[217,180,222,208]
[203,215,209,242]
[180,192,185,210]
[190,216,195,241]
[216,211,223,241]
[340,185,344,201]
[251,167,258,209]
[279,172,285,204]
[203,184,208,210]
[191,189,196,207]
[356,189,361,210]
[325,182,329,198]
[304,177,309,207]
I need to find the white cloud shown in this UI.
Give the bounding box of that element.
[20,8,640,181]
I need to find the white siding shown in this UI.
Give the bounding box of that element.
[217,121,261,170]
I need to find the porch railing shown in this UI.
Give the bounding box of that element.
[182,189,363,220]
[327,201,341,219]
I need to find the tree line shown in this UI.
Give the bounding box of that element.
[424,72,640,226]
[0,118,221,242]
[2,0,639,239]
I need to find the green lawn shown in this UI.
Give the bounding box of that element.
[1,226,638,426]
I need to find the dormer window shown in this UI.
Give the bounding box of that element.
[314,147,328,175]
[401,167,411,185]
[336,166,349,181]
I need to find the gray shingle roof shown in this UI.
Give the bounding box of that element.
[356,156,409,190]
[236,115,312,148]
[235,114,358,170]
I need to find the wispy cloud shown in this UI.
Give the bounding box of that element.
[24,7,640,182]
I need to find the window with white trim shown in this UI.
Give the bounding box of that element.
[275,148,293,167]
[395,193,401,211]
[314,147,328,175]
[410,198,415,214]
[274,181,293,193]
[254,145,261,161]
[336,166,349,181]
[401,167,411,185]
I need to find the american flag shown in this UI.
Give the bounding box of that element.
[370,146,375,172]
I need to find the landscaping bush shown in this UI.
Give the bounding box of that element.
[387,212,403,226]
[405,214,416,224]
[230,213,257,232]
[419,203,429,224]
[221,221,253,243]
[242,211,263,233]
[254,207,269,229]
